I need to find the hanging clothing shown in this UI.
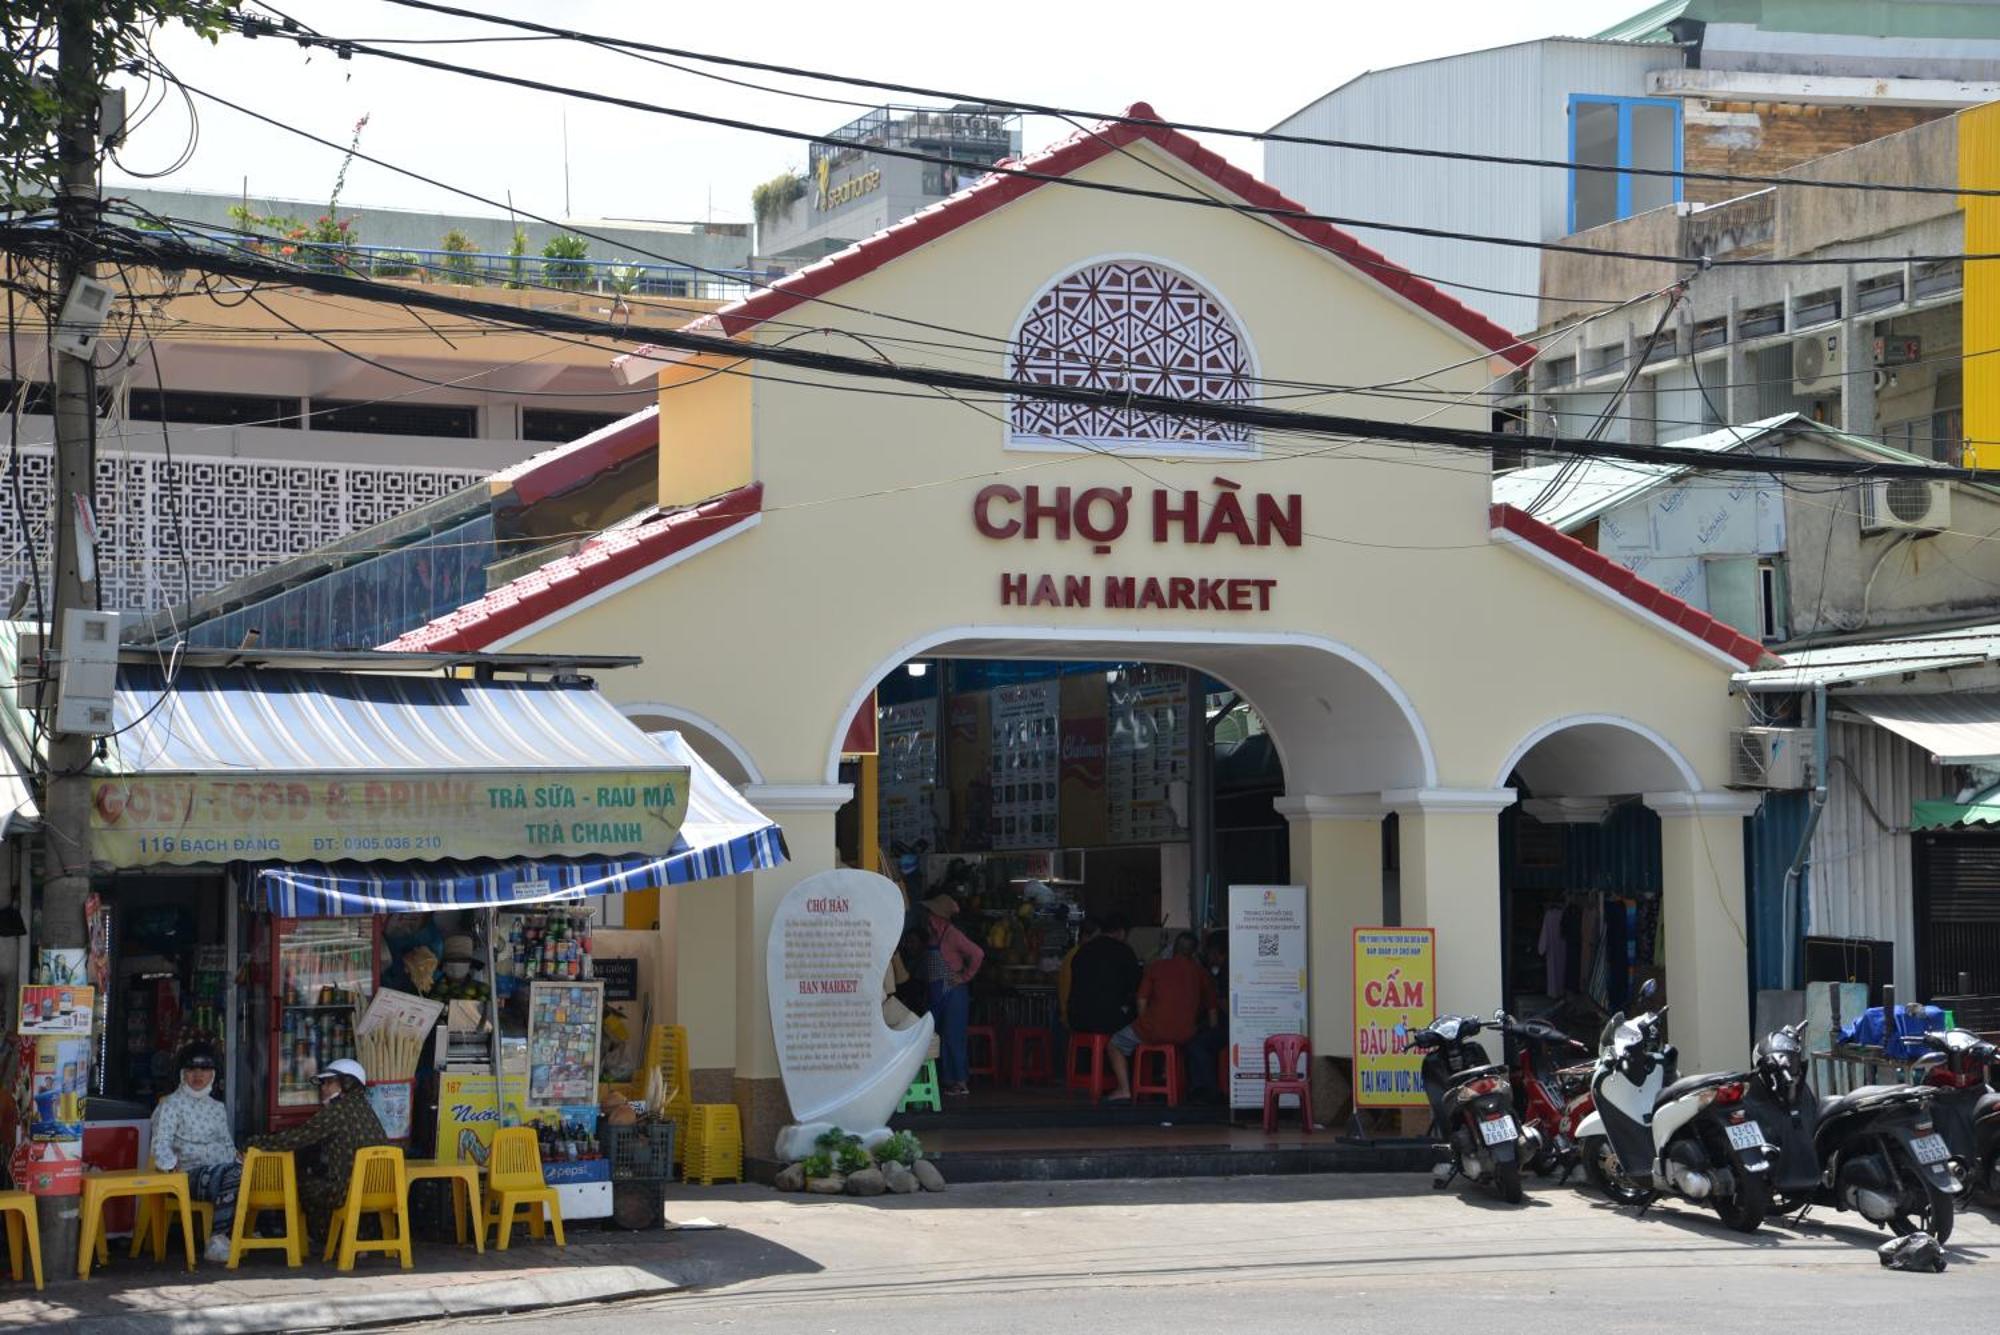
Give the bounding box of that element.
[1561,900,1583,995]
[1604,898,1631,1011]
[1537,905,1567,996]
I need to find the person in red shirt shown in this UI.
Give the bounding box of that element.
[1107,931,1219,1102]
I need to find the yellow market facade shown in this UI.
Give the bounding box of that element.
[391,107,1773,1154]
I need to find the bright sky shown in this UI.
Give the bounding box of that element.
[106,0,1625,228]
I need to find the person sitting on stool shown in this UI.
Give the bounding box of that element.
[149,1042,241,1264]
[245,1058,387,1244]
[1108,932,1219,1103]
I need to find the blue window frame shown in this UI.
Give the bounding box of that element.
[1568,94,1683,234]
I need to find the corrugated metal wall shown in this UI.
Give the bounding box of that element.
[1264,40,1669,334]
[1807,720,1947,995]
[1747,790,1810,992]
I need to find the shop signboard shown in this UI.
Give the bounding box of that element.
[1226,885,1308,1110]
[88,766,691,866]
[1352,928,1435,1109]
[18,985,95,1036]
[436,1071,533,1163]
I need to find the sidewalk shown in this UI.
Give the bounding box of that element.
[0,1195,819,1334]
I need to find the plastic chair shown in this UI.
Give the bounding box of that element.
[898,1058,943,1113]
[129,1197,213,1260]
[646,1024,694,1167]
[1262,1032,1315,1134]
[0,1191,42,1291]
[1132,1044,1185,1106]
[684,1104,744,1185]
[1009,1027,1054,1087]
[323,1147,413,1271]
[1065,1032,1113,1103]
[229,1149,305,1269]
[965,1025,1001,1082]
[482,1127,565,1250]
[78,1169,194,1278]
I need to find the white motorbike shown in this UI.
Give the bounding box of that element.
[1574,981,1779,1233]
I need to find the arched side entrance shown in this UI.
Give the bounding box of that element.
[1499,716,1754,1073]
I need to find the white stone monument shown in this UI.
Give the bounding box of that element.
[767,868,934,1161]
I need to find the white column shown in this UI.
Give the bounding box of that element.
[1644,791,1761,1073]
[1386,788,1515,1021]
[1274,795,1384,1061]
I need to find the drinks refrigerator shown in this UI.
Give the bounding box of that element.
[252,916,383,1129]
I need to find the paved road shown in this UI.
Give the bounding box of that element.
[418,1174,2000,1333]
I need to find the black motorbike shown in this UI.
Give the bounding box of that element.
[1911,1028,2000,1200]
[1408,1012,1541,1205]
[1738,1020,1825,1205]
[1761,1047,1961,1242]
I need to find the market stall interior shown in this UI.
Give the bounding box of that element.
[1,629,785,1228]
[851,657,1288,1129]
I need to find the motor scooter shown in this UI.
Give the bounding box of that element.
[1574,981,1781,1233]
[1760,1035,1962,1242]
[1912,1028,2000,1196]
[1406,1012,1542,1205]
[1498,1012,1593,1178]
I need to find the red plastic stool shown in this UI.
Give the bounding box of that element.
[1009,1027,1054,1087]
[1262,1032,1314,1133]
[1132,1045,1184,1106]
[966,1025,1002,1082]
[1065,1032,1113,1103]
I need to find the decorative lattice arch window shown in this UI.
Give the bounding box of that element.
[1009,260,1254,450]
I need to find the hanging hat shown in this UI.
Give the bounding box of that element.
[921,893,960,919]
[441,934,478,963]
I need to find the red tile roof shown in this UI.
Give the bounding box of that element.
[383,483,763,652]
[1490,503,1781,669]
[487,406,658,508]
[617,102,1532,371]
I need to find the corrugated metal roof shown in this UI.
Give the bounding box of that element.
[1491,414,1799,530]
[1595,1,1691,43]
[1844,693,2000,763]
[1735,623,2000,689]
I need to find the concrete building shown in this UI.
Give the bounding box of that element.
[2,274,716,617]
[1265,0,2000,332]
[753,104,1020,268]
[379,106,1769,1157]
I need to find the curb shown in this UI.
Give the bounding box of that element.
[56,1264,677,1334]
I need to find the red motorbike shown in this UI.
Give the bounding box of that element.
[1500,1012,1596,1178]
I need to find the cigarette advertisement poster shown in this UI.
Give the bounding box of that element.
[19,985,95,1036]
[1352,928,1435,1108]
[527,981,603,1106]
[1226,885,1308,1110]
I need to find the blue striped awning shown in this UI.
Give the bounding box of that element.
[253,731,787,915]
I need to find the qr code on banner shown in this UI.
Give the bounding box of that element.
[1257,933,1280,959]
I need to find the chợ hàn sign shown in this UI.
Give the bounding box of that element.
[89,768,689,866]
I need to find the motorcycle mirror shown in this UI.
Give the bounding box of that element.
[1637,978,1658,1003]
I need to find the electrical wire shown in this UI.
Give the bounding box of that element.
[360,0,2000,202]
[223,27,2000,273]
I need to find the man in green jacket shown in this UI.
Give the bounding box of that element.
[247,1058,388,1243]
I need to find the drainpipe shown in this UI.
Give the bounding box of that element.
[1779,684,1829,990]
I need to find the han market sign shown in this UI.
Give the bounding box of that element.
[974,477,1301,613]
[90,768,690,867]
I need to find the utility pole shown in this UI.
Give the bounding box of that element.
[37,0,103,1272]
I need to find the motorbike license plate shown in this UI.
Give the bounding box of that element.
[1724,1121,1765,1152]
[1910,1133,1950,1166]
[1479,1116,1516,1146]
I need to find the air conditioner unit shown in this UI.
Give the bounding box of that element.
[1792,331,1842,397]
[1860,478,1951,534]
[1729,726,1816,790]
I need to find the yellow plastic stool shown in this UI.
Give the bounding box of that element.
[481,1127,565,1251]
[128,1196,214,1260]
[0,1191,42,1291]
[229,1149,305,1269]
[646,1025,693,1167]
[322,1147,412,1272]
[683,1104,743,1185]
[78,1170,194,1278]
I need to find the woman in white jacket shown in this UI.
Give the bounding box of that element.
[148,1043,241,1263]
